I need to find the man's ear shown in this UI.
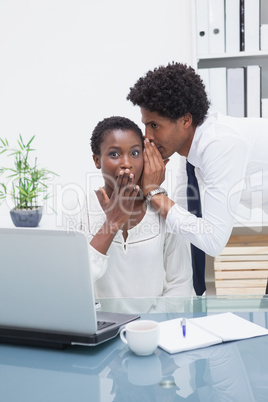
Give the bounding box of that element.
[182,113,193,129]
[93,154,101,169]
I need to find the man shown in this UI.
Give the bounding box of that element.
[127,62,268,294]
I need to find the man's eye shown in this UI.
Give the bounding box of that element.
[151,123,158,128]
[131,150,140,157]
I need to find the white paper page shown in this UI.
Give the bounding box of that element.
[158,318,221,354]
[192,312,268,342]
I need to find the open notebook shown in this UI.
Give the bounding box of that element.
[0,228,139,348]
[159,312,268,354]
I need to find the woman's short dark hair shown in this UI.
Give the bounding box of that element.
[90,116,144,155]
[127,62,210,126]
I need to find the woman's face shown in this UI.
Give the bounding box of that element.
[93,129,144,194]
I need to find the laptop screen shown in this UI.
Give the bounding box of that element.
[0,228,97,336]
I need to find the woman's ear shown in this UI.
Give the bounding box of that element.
[93,154,101,169]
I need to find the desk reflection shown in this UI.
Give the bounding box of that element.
[114,338,268,401]
[1,318,268,401]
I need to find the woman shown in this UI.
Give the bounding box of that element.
[72,116,193,297]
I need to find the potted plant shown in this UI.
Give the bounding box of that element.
[0,134,58,227]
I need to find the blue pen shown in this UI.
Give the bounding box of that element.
[181,318,186,337]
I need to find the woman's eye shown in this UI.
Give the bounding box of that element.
[109,151,119,158]
[131,150,140,157]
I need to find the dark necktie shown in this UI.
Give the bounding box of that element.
[186,161,206,295]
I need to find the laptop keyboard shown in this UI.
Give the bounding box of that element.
[97,320,116,330]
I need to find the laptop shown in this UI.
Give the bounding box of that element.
[0,227,139,348]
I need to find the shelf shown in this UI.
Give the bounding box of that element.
[198,50,268,61]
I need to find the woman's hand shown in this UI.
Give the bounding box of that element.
[141,138,169,196]
[98,169,140,232]
[90,169,140,255]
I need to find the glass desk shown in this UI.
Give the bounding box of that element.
[98,294,268,315]
[1,296,268,402]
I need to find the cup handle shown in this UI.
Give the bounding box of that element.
[120,327,128,344]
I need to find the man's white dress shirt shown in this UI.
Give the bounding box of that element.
[166,111,268,256]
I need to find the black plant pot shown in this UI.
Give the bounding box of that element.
[10,206,43,227]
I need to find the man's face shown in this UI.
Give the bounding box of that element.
[141,108,193,159]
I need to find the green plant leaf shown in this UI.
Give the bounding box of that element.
[17,138,24,151]
[26,135,35,148]
[1,133,59,209]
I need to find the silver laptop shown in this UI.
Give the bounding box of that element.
[0,228,139,348]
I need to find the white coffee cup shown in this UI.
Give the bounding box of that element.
[120,320,159,356]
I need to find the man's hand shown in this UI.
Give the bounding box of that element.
[141,138,169,197]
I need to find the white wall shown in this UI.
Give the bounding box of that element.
[0,0,195,218]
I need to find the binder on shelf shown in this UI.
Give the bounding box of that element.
[225,0,240,53]
[244,0,260,52]
[208,0,225,54]
[198,68,227,114]
[227,68,246,117]
[260,24,268,50]
[240,0,245,51]
[198,68,210,97]
[209,68,227,115]
[196,0,209,55]
[246,65,261,117]
[262,99,268,118]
